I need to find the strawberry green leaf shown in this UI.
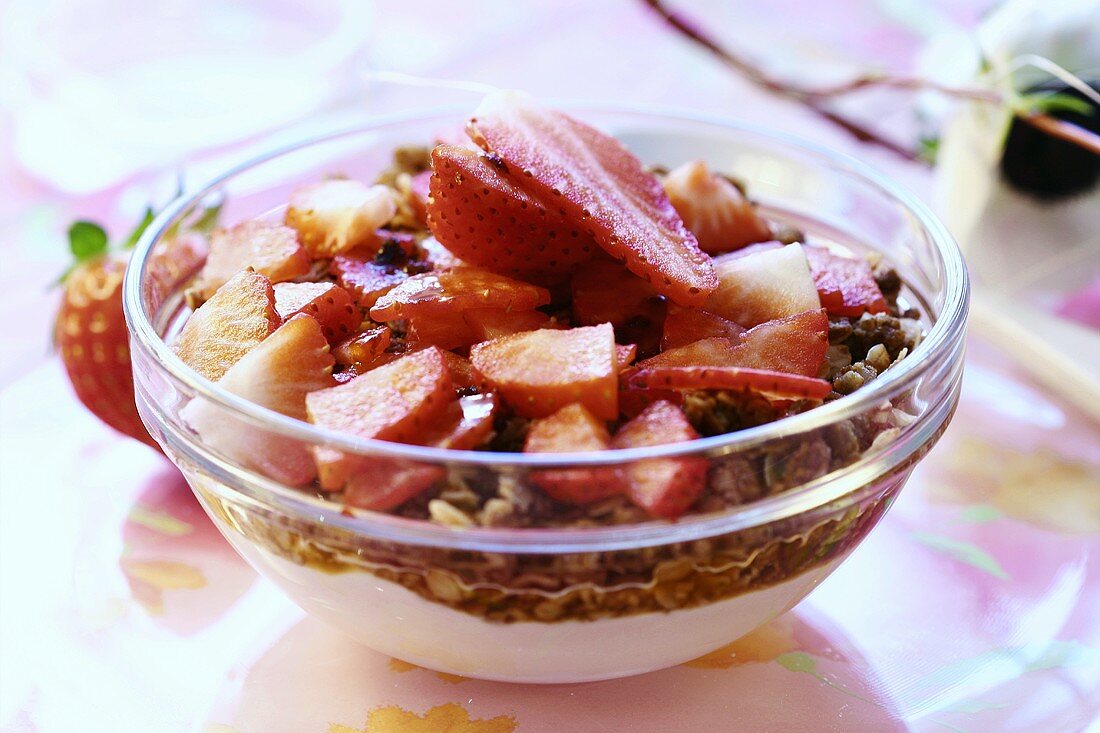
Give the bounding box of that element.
[68,221,109,262]
[1019,92,1095,117]
[122,206,156,250]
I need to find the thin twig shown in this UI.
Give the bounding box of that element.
[1023,114,1100,155]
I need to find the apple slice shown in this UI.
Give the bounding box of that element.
[628,366,832,399]
[284,179,397,258]
[662,160,772,254]
[174,269,280,382]
[470,323,617,419]
[662,305,745,350]
[705,243,820,327]
[467,91,717,306]
[612,401,707,519]
[524,403,625,503]
[370,268,551,322]
[181,314,336,486]
[803,245,888,317]
[273,281,361,343]
[199,221,311,299]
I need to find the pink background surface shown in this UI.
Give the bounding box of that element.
[1,2,1098,731]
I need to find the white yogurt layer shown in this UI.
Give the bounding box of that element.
[228,533,841,683]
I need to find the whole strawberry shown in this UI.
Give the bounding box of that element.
[55,209,212,451]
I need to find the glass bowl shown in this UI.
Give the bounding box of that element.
[123,105,968,683]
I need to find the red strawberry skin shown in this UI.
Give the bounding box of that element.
[273,281,362,343]
[524,403,625,504]
[467,92,716,306]
[56,256,160,451]
[804,245,888,317]
[427,144,596,283]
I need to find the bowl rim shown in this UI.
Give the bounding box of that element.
[124,101,968,550]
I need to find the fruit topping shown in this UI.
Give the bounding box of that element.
[284,179,397,258]
[273,281,361,342]
[370,267,551,322]
[628,366,832,400]
[524,403,625,503]
[333,327,392,368]
[705,242,820,327]
[330,249,409,309]
[199,221,310,299]
[571,258,666,356]
[662,305,745,350]
[662,160,772,253]
[803,245,888,317]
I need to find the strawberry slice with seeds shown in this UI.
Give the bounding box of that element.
[662,305,745,350]
[333,327,391,367]
[571,259,666,356]
[706,243,821,327]
[344,460,445,511]
[524,403,625,504]
[612,401,707,519]
[181,314,336,486]
[274,281,361,342]
[426,144,596,282]
[370,267,551,322]
[470,323,617,419]
[330,250,409,309]
[662,160,773,254]
[629,366,831,399]
[467,92,716,306]
[803,245,888,317]
[637,336,738,370]
[285,179,397,258]
[199,221,311,299]
[306,347,454,488]
[174,269,281,381]
[423,393,499,449]
[731,309,828,376]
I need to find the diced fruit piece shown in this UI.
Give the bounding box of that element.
[333,327,391,367]
[662,161,772,253]
[407,170,433,224]
[470,323,617,419]
[464,308,552,342]
[407,309,478,350]
[273,281,361,342]
[174,270,280,381]
[524,403,625,503]
[628,366,831,399]
[705,242,820,327]
[571,259,666,355]
[419,236,466,270]
[423,393,499,449]
[731,309,828,377]
[330,250,408,308]
[284,179,397,258]
[467,91,717,306]
[199,221,310,299]
[440,351,481,390]
[618,386,682,419]
[637,336,738,370]
[306,347,454,487]
[612,401,707,519]
[344,460,445,511]
[181,315,336,486]
[662,305,745,350]
[370,267,551,321]
[148,231,209,308]
[616,343,637,369]
[712,240,783,265]
[426,144,596,282]
[803,245,888,317]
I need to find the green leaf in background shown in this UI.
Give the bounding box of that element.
[911,532,1010,580]
[192,200,224,233]
[127,505,194,537]
[918,135,940,165]
[1019,91,1095,117]
[68,221,109,262]
[122,207,156,250]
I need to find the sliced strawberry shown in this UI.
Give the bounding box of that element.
[306,347,454,488]
[662,160,772,253]
[333,327,391,367]
[174,269,281,381]
[330,250,408,309]
[571,258,666,355]
[423,393,499,449]
[467,92,717,305]
[407,309,478,350]
[344,460,445,511]
[616,343,638,370]
[464,308,552,342]
[803,245,888,317]
[618,385,682,419]
[273,281,361,342]
[732,309,828,377]
[440,351,481,390]
[148,231,209,309]
[470,323,617,419]
[524,403,625,504]
[426,144,596,282]
[662,305,745,350]
[705,242,820,327]
[637,336,738,370]
[419,236,466,270]
[612,401,707,519]
[285,179,397,258]
[370,267,551,322]
[712,240,783,265]
[629,366,831,399]
[181,314,336,486]
[199,221,310,299]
